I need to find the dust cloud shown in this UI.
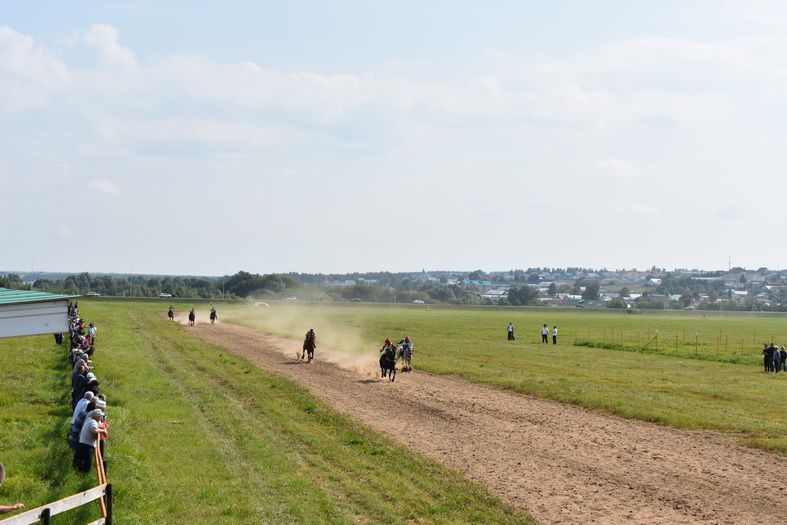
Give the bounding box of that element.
[177,305,381,377]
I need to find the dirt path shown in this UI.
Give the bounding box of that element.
[186,320,787,525]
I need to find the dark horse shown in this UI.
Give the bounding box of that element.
[302,330,316,363]
[167,307,174,321]
[209,308,217,324]
[188,309,195,326]
[380,346,396,382]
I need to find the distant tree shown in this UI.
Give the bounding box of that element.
[507,285,538,306]
[548,282,557,296]
[527,273,541,284]
[582,282,600,300]
[468,270,487,281]
[606,298,627,309]
[618,286,630,298]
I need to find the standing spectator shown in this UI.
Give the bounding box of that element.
[541,324,549,343]
[763,344,770,372]
[507,322,515,341]
[771,344,781,373]
[552,326,558,345]
[780,346,787,372]
[88,323,97,345]
[75,409,107,473]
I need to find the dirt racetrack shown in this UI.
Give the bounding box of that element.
[186,319,787,525]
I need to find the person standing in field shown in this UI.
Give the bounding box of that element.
[507,322,515,341]
[780,346,787,372]
[763,344,770,372]
[75,409,107,473]
[541,324,549,343]
[552,326,558,344]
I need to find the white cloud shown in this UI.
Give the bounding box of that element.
[84,24,136,67]
[0,25,69,110]
[54,224,72,238]
[89,180,119,194]
[596,158,638,179]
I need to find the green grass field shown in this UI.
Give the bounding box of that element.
[0,301,532,524]
[218,301,787,456]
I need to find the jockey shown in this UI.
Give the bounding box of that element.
[380,338,395,356]
[398,335,413,350]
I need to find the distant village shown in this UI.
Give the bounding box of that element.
[316,266,787,311]
[3,266,787,310]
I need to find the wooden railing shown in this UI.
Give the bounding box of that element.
[0,483,111,525]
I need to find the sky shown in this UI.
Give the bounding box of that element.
[3,1,787,276]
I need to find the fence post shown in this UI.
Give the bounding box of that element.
[716,336,719,357]
[675,333,678,352]
[695,333,698,355]
[603,328,606,344]
[725,335,728,354]
[637,332,640,351]
[106,484,113,525]
[575,326,578,344]
[41,508,51,525]
[589,327,592,341]
[740,339,743,359]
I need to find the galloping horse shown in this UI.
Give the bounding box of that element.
[209,308,217,324]
[188,309,196,326]
[397,343,413,372]
[379,345,397,382]
[167,307,174,321]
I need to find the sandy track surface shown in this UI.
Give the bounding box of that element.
[186,320,787,525]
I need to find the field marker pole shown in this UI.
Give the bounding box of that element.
[589,327,592,341]
[753,329,756,345]
[575,326,578,344]
[695,333,698,355]
[683,328,686,343]
[715,336,719,357]
[675,333,678,352]
[637,332,640,351]
[740,339,743,359]
[725,335,728,354]
[603,328,606,344]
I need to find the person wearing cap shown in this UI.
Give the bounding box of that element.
[69,397,98,452]
[74,409,107,473]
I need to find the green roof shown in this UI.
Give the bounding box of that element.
[0,287,76,306]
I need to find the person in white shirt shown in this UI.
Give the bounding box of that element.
[507,322,515,341]
[552,326,558,344]
[541,324,549,343]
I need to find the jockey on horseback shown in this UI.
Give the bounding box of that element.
[209,307,217,324]
[168,306,174,321]
[397,336,414,372]
[302,329,316,362]
[380,338,395,358]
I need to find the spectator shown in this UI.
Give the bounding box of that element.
[69,398,98,452]
[541,324,549,343]
[780,346,787,372]
[507,322,515,341]
[74,409,106,473]
[88,323,97,345]
[552,326,558,345]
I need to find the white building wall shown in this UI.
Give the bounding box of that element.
[0,300,69,339]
